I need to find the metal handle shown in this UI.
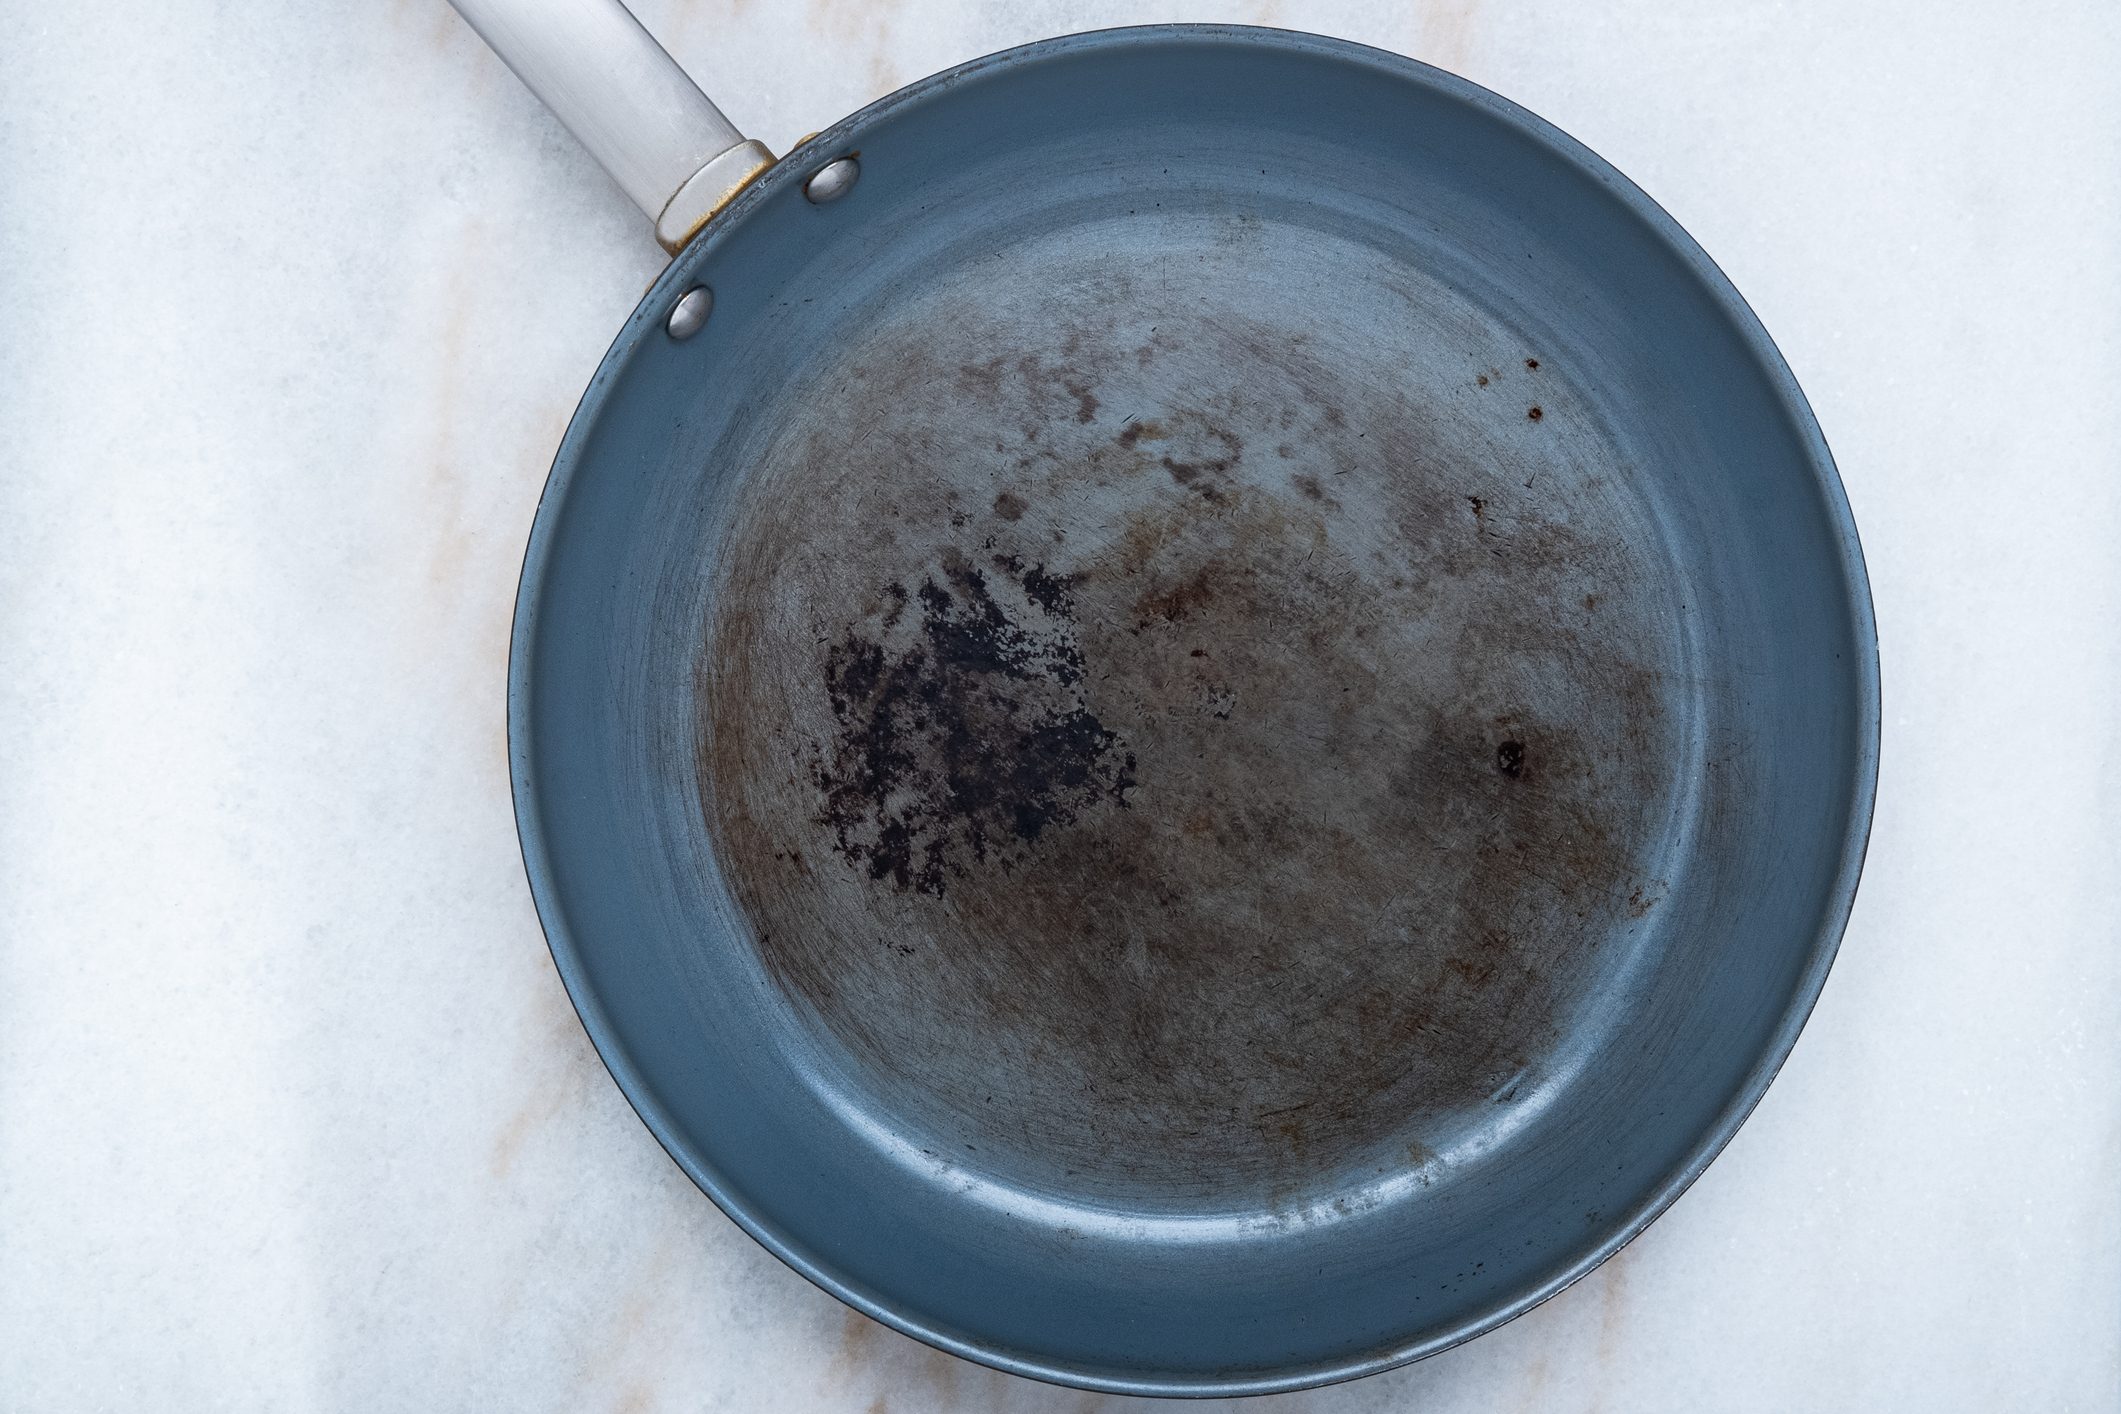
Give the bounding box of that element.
[449,0,774,252]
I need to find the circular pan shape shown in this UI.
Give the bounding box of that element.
[509,25,1878,1397]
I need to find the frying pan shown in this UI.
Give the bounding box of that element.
[453,0,1878,1396]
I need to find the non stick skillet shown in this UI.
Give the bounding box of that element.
[451,0,1879,1396]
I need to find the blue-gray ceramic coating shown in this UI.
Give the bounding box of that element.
[508,26,1878,1398]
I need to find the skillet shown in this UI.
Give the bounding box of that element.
[452,0,1880,1395]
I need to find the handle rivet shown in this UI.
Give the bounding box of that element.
[804,156,860,204]
[666,285,713,340]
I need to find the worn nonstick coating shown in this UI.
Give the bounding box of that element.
[510,25,1877,1397]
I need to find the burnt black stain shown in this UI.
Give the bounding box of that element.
[813,555,1134,896]
[989,551,1074,616]
[1525,358,1541,370]
[698,269,1681,1202]
[1527,406,1544,421]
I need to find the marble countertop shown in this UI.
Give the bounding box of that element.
[4,1,2117,1408]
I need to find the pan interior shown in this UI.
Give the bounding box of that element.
[697,202,1695,1210]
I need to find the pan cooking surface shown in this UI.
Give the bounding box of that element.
[515,27,1874,1393]
[699,213,1693,1204]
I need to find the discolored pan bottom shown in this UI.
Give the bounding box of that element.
[696,212,1690,1204]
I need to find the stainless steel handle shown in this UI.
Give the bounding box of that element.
[449,0,775,252]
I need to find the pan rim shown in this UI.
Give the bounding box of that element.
[506,22,1881,1398]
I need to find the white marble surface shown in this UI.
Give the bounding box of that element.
[3,0,2118,1408]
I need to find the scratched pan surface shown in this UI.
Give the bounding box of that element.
[511,25,1877,1397]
